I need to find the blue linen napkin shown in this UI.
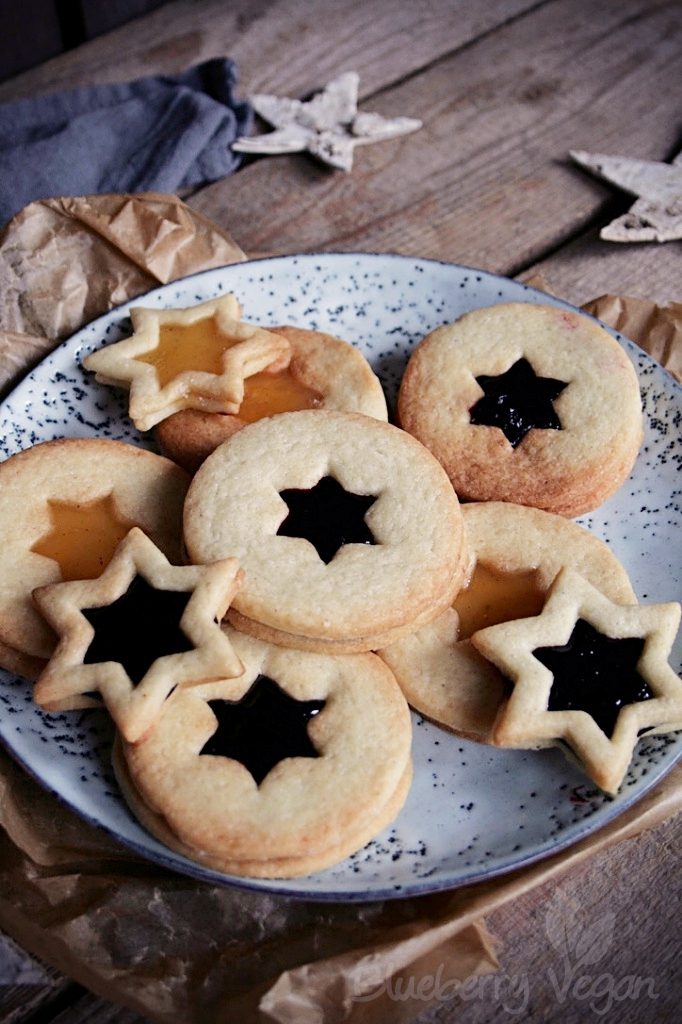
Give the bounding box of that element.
[0,58,252,226]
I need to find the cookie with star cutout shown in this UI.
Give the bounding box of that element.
[379,502,637,743]
[154,324,388,473]
[183,410,467,653]
[470,568,682,794]
[82,294,291,431]
[397,303,643,517]
[33,528,244,741]
[113,628,413,877]
[0,439,189,675]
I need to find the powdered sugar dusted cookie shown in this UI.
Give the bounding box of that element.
[82,294,291,431]
[114,629,413,877]
[380,502,637,742]
[155,324,388,473]
[397,303,643,517]
[183,410,466,652]
[471,568,682,794]
[33,528,244,741]
[0,439,189,668]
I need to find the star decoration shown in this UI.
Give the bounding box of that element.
[570,148,682,242]
[200,674,326,785]
[82,294,291,431]
[32,527,244,742]
[232,71,422,172]
[30,493,135,582]
[277,474,377,564]
[469,357,568,448]
[470,568,682,794]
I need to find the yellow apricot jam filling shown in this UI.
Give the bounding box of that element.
[237,368,323,423]
[453,562,546,640]
[31,494,135,581]
[137,317,243,387]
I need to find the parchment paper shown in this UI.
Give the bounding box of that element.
[0,196,680,1023]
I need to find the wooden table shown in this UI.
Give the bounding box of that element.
[1,1,680,1021]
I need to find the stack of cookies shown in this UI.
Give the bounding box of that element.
[2,291,680,878]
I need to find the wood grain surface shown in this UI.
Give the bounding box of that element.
[0,0,680,1021]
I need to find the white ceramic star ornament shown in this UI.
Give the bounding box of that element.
[570,148,682,242]
[233,71,422,171]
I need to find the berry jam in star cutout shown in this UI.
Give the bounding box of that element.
[200,675,326,785]
[469,357,568,448]
[277,475,377,564]
[82,575,192,685]
[534,618,652,738]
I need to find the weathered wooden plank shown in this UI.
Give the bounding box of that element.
[0,0,542,102]
[190,0,681,272]
[522,225,681,307]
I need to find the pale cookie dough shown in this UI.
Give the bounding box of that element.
[115,629,413,877]
[397,303,643,517]
[155,325,388,473]
[183,410,466,652]
[471,568,682,794]
[379,502,637,742]
[0,439,189,666]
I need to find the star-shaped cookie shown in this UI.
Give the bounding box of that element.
[232,71,422,171]
[32,527,244,742]
[470,568,682,794]
[82,294,291,431]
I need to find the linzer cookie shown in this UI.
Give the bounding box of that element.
[0,439,189,673]
[155,324,388,473]
[183,410,466,653]
[397,303,643,516]
[82,294,291,431]
[471,568,682,794]
[33,528,244,741]
[380,502,637,742]
[114,629,413,877]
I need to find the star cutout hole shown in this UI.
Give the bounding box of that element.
[200,675,326,785]
[277,475,378,564]
[534,618,652,738]
[469,357,568,448]
[31,494,135,582]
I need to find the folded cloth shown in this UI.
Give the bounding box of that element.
[0,58,252,226]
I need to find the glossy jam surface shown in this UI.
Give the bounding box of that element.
[534,618,652,738]
[238,368,322,423]
[277,475,377,564]
[83,575,192,684]
[454,562,546,640]
[31,495,135,581]
[469,357,568,448]
[200,674,326,785]
[137,317,242,386]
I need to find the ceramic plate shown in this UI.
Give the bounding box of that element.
[0,253,680,901]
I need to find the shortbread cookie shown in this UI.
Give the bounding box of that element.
[33,528,244,741]
[114,629,413,877]
[82,294,291,431]
[380,502,637,741]
[471,568,682,794]
[183,410,466,652]
[397,303,643,517]
[155,325,388,473]
[0,439,189,667]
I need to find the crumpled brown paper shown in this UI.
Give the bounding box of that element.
[0,198,680,1024]
[0,192,246,397]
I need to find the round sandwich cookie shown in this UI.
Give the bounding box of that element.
[379,502,637,743]
[0,439,189,671]
[155,325,388,473]
[183,410,467,653]
[114,629,413,877]
[397,303,643,517]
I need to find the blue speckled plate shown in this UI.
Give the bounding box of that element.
[0,253,680,901]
